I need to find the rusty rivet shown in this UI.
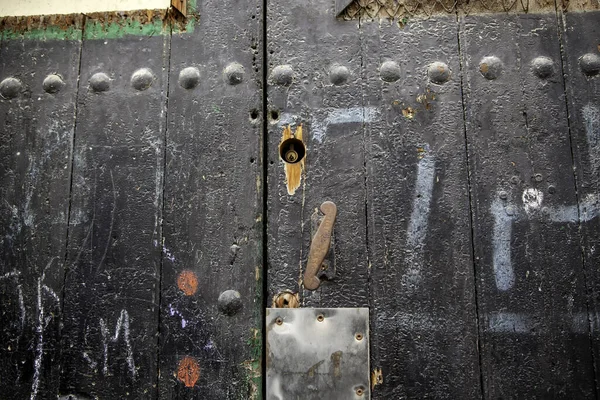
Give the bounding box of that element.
[531,56,554,79]
[130,68,154,91]
[355,333,364,341]
[580,53,600,76]
[317,314,325,322]
[275,317,283,325]
[0,77,22,99]
[380,60,401,82]
[356,387,365,396]
[270,65,294,86]
[217,289,243,316]
[43,74,65,94]
[329,64,350,86]
[178,66,200,89]
[427,61,451,84]
[224,62,245,85]
[479,56,503,80]
[89,72,110,92]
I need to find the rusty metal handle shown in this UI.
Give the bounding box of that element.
[303,201,337,290]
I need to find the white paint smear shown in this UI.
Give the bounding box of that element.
[492,198,516,291]
[311,107,378,143]
[99,309,137,378]
[402,147,435,289]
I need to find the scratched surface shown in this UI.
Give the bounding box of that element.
[360,17,481,399]
[0,31,82,398]
[562,10,600,393]
[460,13,595,398]
[158,0,264,398]
[266,0,369,312]
[59,32,170,398]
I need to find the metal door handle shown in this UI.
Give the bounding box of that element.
[303,201,337,290]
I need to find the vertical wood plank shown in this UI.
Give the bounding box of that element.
[361,17,481,398]
[158,0,264,398]
[266,0,368,309]
[0,29,82,398]
[460,13,595,397]
[561,10,600,395]
[59,28,170,398]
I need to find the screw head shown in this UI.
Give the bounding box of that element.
[355,333,363,341]
[317,314,324,322]
[275,317,283,325]
[356,387,365,396]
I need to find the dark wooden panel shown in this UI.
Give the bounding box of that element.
[460,13,595,398]
[59,32,170,398]
[266,0,368,309]
[562,10,600,394]
[0,31,82,398]
[361,17,481,398]
[158,1,263,398]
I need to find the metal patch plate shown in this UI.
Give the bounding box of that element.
[266,308,370,399]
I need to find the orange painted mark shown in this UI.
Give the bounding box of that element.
[280,124,305,195]
[177,270,198,296]
[177,356,200,388]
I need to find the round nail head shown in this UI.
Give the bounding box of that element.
[427,61,451,84]
[43,74,65,94]
[218,290,243,316]
[329,64,350,86]
[131,68,154,91]
[0,77,22,99]
[580,53,600,76]
[479,56,503,80]
[380,61,401,82]
[179,66,201,90]
[224,62,245,85]
[89,72,110,92]
[531,56,554,79]
[270,65,294,86]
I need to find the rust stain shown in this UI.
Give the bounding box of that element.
[306,360,325,378]
[371,368,384,390]
[177,356,200,388]
[271,290,300,308]
[331,351,343,378]
[480,63,489,74]
[280,125,305,195]
[416,88,436,111]
[402,107,416,119]
[177,270,198,296]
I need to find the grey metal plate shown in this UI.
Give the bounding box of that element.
[266,308,370,399]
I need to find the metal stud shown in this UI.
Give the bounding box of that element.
[427,61,451,84]
[89,72,110,92]
[580,53,600,76]
[224,62,245,85]
[479,56,503,80]
[130,68,154,91]
[329,64,350,85]
[178,66,200,89]
[43,74,65,94]
[380,60,401,82]
[217,289,243,316]
[269,65,294,86]
[0,77,22,99]
[531,56,554,79]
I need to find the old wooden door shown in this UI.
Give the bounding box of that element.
[0,0,599,399]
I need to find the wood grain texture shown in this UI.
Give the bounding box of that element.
[158,0,264,398]
[266,0,369,309]
[361,16,481,399]
[460,13,595,398]
[0,32,81,398]
[59,32,170,399]
[561,10,600,395]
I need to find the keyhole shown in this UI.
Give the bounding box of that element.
[279,137,305,164]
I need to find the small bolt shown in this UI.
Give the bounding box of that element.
[499,191,508,200]
[355,333,363,341]
[275,317,283,325]
[510,176,520,185]
[548,185,556,194]
[356,387,364,396]
[534,173,543,182]
[317,314,324,322]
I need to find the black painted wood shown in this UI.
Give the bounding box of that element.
[0,31,82,398]
[561,10,600,395]
[460,13,595,398]
[361,17,481,399]
[266,0,369,309]
[59,32,170,399]
[158,1,263,398]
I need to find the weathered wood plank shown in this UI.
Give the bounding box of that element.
[561,10,600,395]
[361,17,481,398]
[0,30,82,398]
[59,30,170,398]
[158,1,264,398]
[266,0,368,309]
[460,13,595,398]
